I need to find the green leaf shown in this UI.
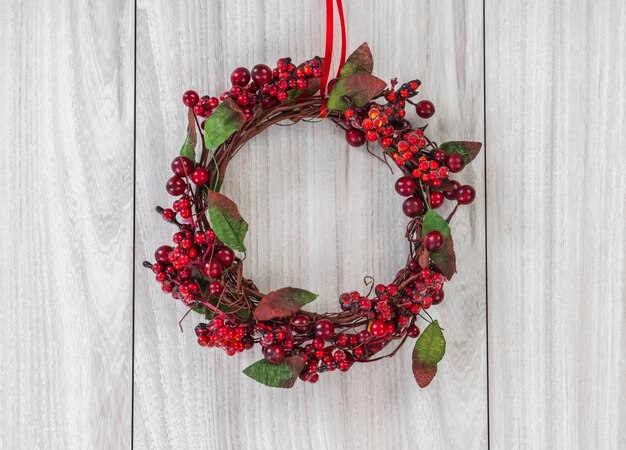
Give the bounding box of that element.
[422,210,451,238]
[422,210,456,279]
[339,42,374,77]
[440,141,483,165]
[243,356,306,388]
[414,320,446,365]
[203,98,245,150]
[206,190,248,252]
[326,73,386,111]
[254,287,318,321]
[179,108,197,161]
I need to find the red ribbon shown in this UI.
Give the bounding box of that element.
[320,0,347,101]
[335,0,346,78]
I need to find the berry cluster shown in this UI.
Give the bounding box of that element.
[148,153,239,310]
[195,316,255,356]
[182,56,323,124]
[147,223,233,309]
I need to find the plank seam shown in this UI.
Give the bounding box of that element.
[482,0,491,448]
[131,0,137,448]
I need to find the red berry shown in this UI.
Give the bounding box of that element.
[430,191,445,208]
[395,176,417,196]
[365,130,379,142]
[215,247,235,268]
[292,315,311,334]
[166,176,187,196]
[241,105,254,122]
[208,281,223,297]
[415,100,435,119]
[162,208,175,221]
[154,245,172,264]
[182,90,199,107]
[446,153,465,173]
[312,337,325,350]
[314,320,335,340]
[424,231,444,252]
[263,343,286,364]
[204,260,223,278]
[402,197,425,218]
[171,156,194,177]
[443,180,461,200]
[193,104,211,118]
[358,330,372,343]
[327,78,338,93]
[456,185,476,204]
[407,325,420,338]
[261,96,280,109]
[155,271,167,282]
[338,355,353,372]
[251,64,272,85]
[230,67,251,87]
[345,128,366,147]
[190,167,209,186]
[296,78,308,90]
[432,290,445,305]
[369,320,387,338]
[433,149,447,163]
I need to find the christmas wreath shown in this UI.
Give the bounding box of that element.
[144,42,481,388]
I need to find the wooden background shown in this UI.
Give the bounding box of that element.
[1,0,624,448]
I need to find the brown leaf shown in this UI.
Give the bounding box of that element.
[418,248,430,269]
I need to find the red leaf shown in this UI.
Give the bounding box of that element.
[440,141,483,165]
[412,360,438,388]
[339,42,374,77]
[326,73,386,111]
[254,287,318,321]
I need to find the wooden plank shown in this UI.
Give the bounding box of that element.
[0,0,134,448]
[134,1,486,448]
[486,1,626,448]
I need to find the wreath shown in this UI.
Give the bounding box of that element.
[144,42,481,388]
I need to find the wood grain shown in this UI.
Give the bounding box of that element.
[134,1,486,449]
[0,0,134,448]
[486,1,626,448]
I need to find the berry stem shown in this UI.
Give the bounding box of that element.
[446,203,459,223]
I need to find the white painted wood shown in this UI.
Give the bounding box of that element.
[0,0,134,449]
[486,1,626,448]
[134,1,486,449]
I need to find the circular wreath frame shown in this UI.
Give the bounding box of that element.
[145,43,482,388]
